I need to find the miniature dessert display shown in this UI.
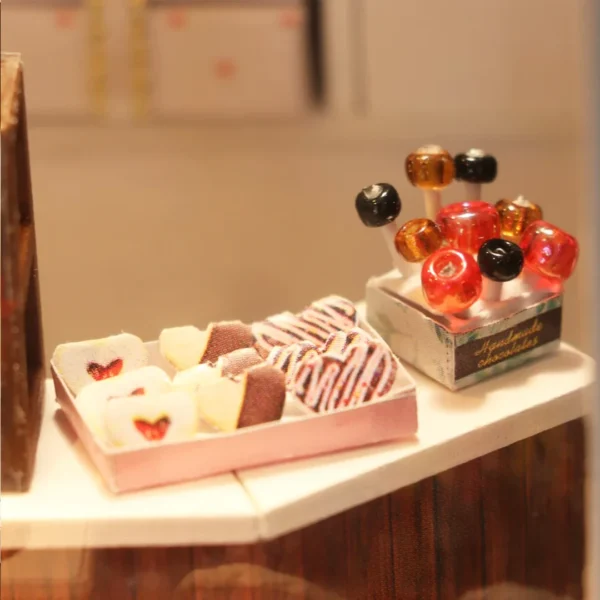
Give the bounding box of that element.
[361,145,578,389]
[1,54,46,492]
[50,296,417,493]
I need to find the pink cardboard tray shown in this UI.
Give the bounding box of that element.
[50,320,418,494]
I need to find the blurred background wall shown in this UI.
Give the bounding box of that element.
[1,0,592,359]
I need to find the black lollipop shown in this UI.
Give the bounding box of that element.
[355,183,404,274]
[477,238,524,302]
[454,149,498,201]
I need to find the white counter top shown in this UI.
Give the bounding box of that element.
[3,343,594,549]
[2,381,259,550]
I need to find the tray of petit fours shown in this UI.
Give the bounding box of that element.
[51,296,417,493]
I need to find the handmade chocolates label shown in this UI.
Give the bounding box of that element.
[455,307,562,381]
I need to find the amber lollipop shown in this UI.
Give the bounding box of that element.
[496,195,543,242]
[405,145,454,220]
[394,218,444,264]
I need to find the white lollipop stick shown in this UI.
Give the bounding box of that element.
[481,278,502,302]
[423,189,442,220]
[380,221,406,274]
[464,182,481,202]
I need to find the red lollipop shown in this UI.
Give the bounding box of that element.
[520,220,579,281]
[436,201,501,254]
[421,248,482,314]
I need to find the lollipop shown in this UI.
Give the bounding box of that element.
[495,196,543,242]
[394,218,444,263]
[477,238,524,302]
[454,149,497,201]
[421,248,482,314]
[355,183,404,273]
[405,145,454,220]
[436,201,501,255]
[519,221,578,282]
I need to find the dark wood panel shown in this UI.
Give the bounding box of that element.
[480,438,528,586]
[524,419,585,599]
[132,546,195,600]
[89,549,136,600]
[433,458,486,599]
[2,421,586,600]
[389,477,438,600]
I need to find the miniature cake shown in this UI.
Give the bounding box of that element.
[159,321,254,370]
[290,329,398,412]
[159,295,359,371]
[75,365,172,441]
[252,295,358,357]
[52,333,149,395]
[193,364,286,432]
[106,390,197,447]
[266,341,320,385]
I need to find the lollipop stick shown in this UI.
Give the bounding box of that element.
[423,190,442,220]
[381,222,407,274]
[481,278,502,302]
[464,182,481,201]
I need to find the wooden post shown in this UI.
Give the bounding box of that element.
[1,53,45,492]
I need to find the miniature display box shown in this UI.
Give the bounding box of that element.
[357,147,577,390]
[50,297,417,493]
[1,54,46,491]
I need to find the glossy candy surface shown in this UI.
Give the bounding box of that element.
[454,149,497,184]
[520,220,579,281]
[405,145,454,190]
[394,218,443,263]
[495,196,543,242]
[436,201,501,254]
[421,248,482,313]
[477,238,524,282]
[355,183,402,227]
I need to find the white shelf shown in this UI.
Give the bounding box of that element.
[2,380,260,550]
[3,343,594,550]
[238,343,595,539]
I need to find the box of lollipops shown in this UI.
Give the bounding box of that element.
[361,146,578,391]
[50,296,417,492]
